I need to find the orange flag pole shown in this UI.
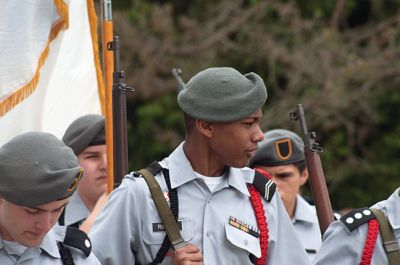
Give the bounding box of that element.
[101,0,114,193]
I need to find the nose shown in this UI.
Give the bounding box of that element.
[253,125,264,143]
[35,213,53,232]
[99,153,107,171]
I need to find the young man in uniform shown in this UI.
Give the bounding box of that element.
[0,131,101,264]
[313,188,400,265]
[249,129,322,261]
[60,114,108,231]
[90,67,310,265]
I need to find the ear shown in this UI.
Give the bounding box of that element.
[196,119,214,138]
[300,168,309,186]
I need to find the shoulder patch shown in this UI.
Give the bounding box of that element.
[63,226,92,257]
[251,171,276,202]
[340,207,376,232]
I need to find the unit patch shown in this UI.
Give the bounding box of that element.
[275,138,292,160]
[228,216,260,238]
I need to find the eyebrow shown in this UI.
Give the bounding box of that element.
[29,202,69,212]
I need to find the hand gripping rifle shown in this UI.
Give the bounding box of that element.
[107,36,134,188]
[290,104,334,235]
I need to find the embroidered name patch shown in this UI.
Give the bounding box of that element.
[228,216,260,238]
[152,221,182,232]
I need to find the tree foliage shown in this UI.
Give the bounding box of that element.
[109,0,400,209]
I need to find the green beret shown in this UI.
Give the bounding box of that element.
[0,132,83,207]
[62,114,105,155]
[249,129,305,167]
[177,67,267,122]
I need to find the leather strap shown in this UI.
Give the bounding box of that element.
[138,168,186,250]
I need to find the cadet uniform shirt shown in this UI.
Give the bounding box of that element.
[313,188,400,265]
[90,142,310,265]
[0,225,101,265]
[63,191,90,227]
[292,195,321,261]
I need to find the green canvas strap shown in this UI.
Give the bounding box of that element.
[370,208,400,265]
[138,168,186,249]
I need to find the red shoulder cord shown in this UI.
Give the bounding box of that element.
[247,167,272,265]
[360,219,379,265]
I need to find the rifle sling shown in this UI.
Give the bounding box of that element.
[370,208,400,265]
[138,168,186,249]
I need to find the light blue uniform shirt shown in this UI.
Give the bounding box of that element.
[313,188,400,265]
[63,191,90,226]
[292,195,322,261]
[0,225,101,265]
[90,142,310,265]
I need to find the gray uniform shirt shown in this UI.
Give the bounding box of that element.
[293,195,322,261]
[90,142,310,265]
[64,191,90,226]
[0,225,101,265]
[313,188,400,265]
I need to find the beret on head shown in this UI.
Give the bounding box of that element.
[177,67,267,122]
[249,129,305,167]
[62,114,105,155]
[0,131,82,207]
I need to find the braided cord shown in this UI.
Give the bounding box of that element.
[360,219,379,265]
[248,185,269,265]
[58,242,76,265]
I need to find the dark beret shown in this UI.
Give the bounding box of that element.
[177,67,267,122]
[62,114,105,155]
[0,131,82,207]
[249,129,305,167]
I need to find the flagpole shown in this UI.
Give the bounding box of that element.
[101,0,114,193]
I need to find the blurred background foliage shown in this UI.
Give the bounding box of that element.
[105,0,400,210]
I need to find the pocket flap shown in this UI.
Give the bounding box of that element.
[225,223,261,258]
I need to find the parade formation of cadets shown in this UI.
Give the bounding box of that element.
[0,67,399,265]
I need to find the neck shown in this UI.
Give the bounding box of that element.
[284,198,297,219]
[183,139,225,177]
[78,191,97,212]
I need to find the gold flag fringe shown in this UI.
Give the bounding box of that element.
[87,0,106,115]
[0,0,69,117]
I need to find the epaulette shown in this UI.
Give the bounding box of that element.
[251,170,276,202]
[62,226,92,257]
[134,161,163,178]
[340,207,376,232]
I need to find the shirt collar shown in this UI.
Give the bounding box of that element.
[38,226,62,258]
[293,195,318,223]
[160,142,251,196]
[64,191,90,226]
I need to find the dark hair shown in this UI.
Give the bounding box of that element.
[293,160,307,174]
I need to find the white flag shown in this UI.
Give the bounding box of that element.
[0,0,104,145]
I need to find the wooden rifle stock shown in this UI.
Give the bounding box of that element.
[107,36,134,188]
[290,104,334,235]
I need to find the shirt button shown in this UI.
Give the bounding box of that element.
[244,239,248,245]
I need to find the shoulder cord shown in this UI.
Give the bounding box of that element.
[149,168,179,265]
[249,167,271,265]
[58,242,76,265]
[360,219,379,265]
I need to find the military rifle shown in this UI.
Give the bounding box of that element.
[172,68,186,92]
[290,104,334,235]
[107,36,134,188]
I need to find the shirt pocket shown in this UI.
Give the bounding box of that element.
[142,218,194,245]
[224,223,261,258]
